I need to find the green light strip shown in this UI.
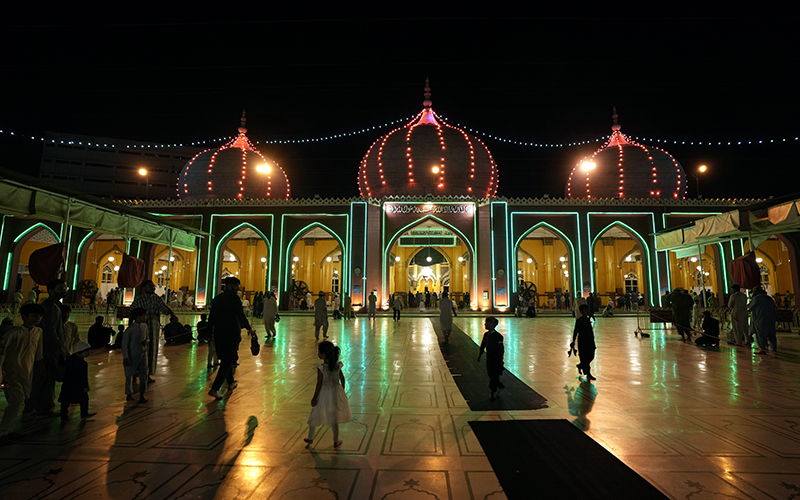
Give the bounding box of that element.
[5,223,60,290]
[587,214,656,306]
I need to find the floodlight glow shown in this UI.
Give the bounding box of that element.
[256,164,271,173]
[114,266,119,271]
[161,265,167,270]
[526,258,532,263]
[560,256,566,262]
[395,256,401,262]
[431,166,440,174]
[756,257,763,263]
[138,168,147,176]
[108,256,114,262]
[581,161,596,172]
[696,265,702,271]
[260,257,267,263]
[699,165,707,173]
[293,256,299,262]
[690,257,697,262]
[426,256,432,262]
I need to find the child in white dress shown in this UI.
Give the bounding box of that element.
[304,341,352,448]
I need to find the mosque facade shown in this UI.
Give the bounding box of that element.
[2,84,798,311]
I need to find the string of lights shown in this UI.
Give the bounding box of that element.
[1,118,798,149]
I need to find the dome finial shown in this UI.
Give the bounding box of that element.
[238,109,247,134]
[423,78,432,108]
[611,106,621,132]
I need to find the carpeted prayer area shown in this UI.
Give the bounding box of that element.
[432,319,548,411]
[469,419,669,500]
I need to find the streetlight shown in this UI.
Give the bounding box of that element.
[689,165,707,199]
[256,164,270,198]
[431,165,440,187]
[138,168,149,199]
[581,161,596,172]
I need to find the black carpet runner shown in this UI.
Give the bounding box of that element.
[433,320,548,411]
[470,419,668,500]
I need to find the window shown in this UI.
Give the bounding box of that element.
[624,272,638,293]
[101,265,113,283]
[759,265,770,286]
[332,274,340,294]
[156,273,165,287]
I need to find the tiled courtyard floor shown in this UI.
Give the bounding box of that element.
[2,312,800,499]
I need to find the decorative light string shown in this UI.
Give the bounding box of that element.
[1,120,798,149]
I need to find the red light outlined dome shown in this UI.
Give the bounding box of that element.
[358,80,498,198]
[566,108,687,199]
[178,112,291,200]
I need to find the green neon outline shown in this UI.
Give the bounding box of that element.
[717,242,729,294]
[282,220,348,300]
[205,214,272,304]
[587,216,656,305]
[4,223,61,290]
[511,221,579,298]
[381,211,477,306]
[212,222,272,300]
[509,212,582,297]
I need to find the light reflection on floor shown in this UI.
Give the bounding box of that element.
[1,312,799,499]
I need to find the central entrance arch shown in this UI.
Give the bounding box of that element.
[384,217,475,309]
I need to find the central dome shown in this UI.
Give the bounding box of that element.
[358,81,498,198]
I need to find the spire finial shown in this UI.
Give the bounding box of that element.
[611,106,621,132]
[423,78,432,108]
[238,109,247,134]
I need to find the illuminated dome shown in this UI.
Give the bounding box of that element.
[178,112,290,200]
[358,80,498,198]
[566,109,687,199]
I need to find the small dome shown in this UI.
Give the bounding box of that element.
[178,112,290,200]
[566,109,687,199]
[358,80,498,198]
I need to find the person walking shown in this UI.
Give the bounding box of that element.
[208,277,255,400]
[58,341,95,421]
[749,286,777,355]
[26,279,67,417]
[392,294,403,321]
[129,279,177,383]
[367,291,377,319]
[303,341,352,448]
[0,304,44,442]
[262,291,278,340]
[122,307,150,403]
[417,291,425,312]
[439,291,457,342]
[571,304,597,381]
[477,317,505,400]
[314,292,329,340]
[727,284,749,346]
[342,293,352,320]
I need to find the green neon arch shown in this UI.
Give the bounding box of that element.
[589,221,655,305]
[282,222,347,300]
[512,222,579,297]
[210,222,272,300]
[4,223,61,290]
[382,214,476,305]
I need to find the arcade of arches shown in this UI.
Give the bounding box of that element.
[10,225,60,300]
[516,227,572,308]
[386,222,471,306]
[592,226,646,301]
[219,227,267,301]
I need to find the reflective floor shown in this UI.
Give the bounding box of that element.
[2,313,800,499]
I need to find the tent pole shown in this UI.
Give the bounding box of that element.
[166,228,173,301]
[698,245,707,307]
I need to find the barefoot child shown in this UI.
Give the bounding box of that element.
[571,304,596,381]
[59,341,95,421]
[304,341,352,448]
[477,316,505,400]
[122,308,149,403]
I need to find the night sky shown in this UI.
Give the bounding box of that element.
[2,9,797,200]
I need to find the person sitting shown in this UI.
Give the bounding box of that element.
[87,316,115,349]
[163,316,192,345]
[601,304,614,317]
[110,324,125,349]
[196,314,210,343]
[695,310,720,347]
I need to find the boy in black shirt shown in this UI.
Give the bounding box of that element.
[477,316,505,400]
[571,304,596,381]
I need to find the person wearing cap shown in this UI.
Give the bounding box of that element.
[129,279,177,383]
[208,277,255,400]
[314,291,329,340]
[58,341,95,421]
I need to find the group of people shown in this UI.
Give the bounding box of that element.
[668,284,779,354]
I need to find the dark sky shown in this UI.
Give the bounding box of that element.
[2,8,797,200]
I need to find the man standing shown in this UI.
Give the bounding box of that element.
[669,287,694,342]
[439,291,457,342]
[555,291,562,310]
[262,290,278,340]
[571,304,596,381]
[477,317,505,400]
[727,284,749,346]
[367,291,377,319]
[749,286,777,355]
[208,277,255,400]
[314,291,329,339]
[392,293,403,321]
[129,279,177,383]
[26,279,67,417]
